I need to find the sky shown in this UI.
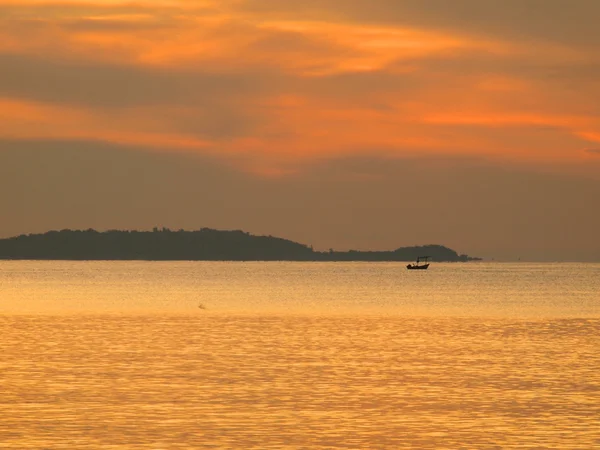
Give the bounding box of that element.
[1,0,600,261]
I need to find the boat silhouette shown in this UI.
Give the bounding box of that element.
[407,256,430,270]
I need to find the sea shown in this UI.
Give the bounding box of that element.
[1,261,599,449]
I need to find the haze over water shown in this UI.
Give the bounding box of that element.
[1,261,599,448]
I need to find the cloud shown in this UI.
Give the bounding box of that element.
[0,0,599,172]
[0,54,275,108]
[241,0,600,47]
[584,148,600,155]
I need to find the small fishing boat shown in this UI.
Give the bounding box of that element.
[407,256,430,270]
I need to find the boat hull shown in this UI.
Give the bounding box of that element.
[407,263,429,270]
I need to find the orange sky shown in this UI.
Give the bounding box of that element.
[2,0,600,168]
[1,0,600,259]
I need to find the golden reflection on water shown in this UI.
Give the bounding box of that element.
[1,262,599,448]
[1,316,599,448]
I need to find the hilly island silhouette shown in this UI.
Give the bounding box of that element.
[0,228,480,262]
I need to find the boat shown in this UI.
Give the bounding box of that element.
[407,256,430,270]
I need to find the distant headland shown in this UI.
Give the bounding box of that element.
[0,228,481,262]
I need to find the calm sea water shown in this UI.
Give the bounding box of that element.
[1,262,599,448]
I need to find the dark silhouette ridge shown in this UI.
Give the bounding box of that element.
[0,228,480,262]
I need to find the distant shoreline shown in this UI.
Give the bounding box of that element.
[0,228,481,262]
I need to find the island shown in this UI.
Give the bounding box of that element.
[0,228,480,262]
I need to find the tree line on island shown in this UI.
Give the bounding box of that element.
[0,228,480,262]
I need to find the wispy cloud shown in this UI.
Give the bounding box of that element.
[0,0,599,173]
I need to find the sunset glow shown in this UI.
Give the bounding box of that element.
[2,0,599,171]
[3,7,600,450]
[2,1,600,259]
